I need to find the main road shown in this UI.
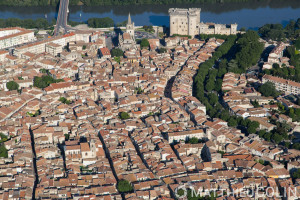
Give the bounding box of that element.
[54,0,69,36]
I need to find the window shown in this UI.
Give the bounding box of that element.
[85,153,88,156]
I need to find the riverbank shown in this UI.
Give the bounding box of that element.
[0,0,253,7]
[0,1,299,29]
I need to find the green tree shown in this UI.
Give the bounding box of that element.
[64,134,70,141]
[258,82,279,97]
[273,133,283,144]
[33,75,64,89]
[188,137,199,144]
[117,179,133,193]
[0,133,8,143]
[292,169,300,179]
[0,145,8,158]
[158,48,167,54]
[263,132,272,141]
[140,39,150,49]
[114,57,121,63]
[59,97,72,105]
[258,130,266,138]
[119,112,130,120]
[220,110,230,121]
[135,87,143,94]
[247,121,259,134]
[295,38,300,50]
[6,81,19,91]
[250,100,260,108]
[208,93,218,105]
[235,30,264,71]
[116,20,127,27]
[205,80,215,92]
[111,48,124,57]
[228,118,237,127]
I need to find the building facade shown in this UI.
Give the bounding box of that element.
[262,74,300,95]
[0,27,36,49]
[169,8,237,38]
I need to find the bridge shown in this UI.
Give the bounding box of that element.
[54,0,70,36]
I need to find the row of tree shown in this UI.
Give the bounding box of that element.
[87,17,114,28]
[193,34,237,123]
[193,31,290,146]
[0,0,256,6]
[80,0,252,6]
[0,18,53,30]
[0,0,82,6]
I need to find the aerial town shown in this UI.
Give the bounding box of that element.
[0,3,300,200]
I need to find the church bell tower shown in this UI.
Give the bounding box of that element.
[126,13,135,38]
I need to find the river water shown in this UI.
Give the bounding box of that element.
[0,0,299,30]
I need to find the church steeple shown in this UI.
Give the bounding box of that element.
[128,13,132,25]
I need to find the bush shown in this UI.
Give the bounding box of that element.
[117,179,133,193]
[142,25,154,32]
[0,133,8,143]
[158,48,167,54]
[135,87,143,94]
[59,97,72,105]
[26,110,41,117]
[6,81,19,91]
[119,112,130,120]
[187,137,199,144]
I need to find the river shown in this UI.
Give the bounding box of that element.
[0,0,299,30]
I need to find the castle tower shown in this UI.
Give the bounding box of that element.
[169,8,201,38]
[230,23,238,34]
[126,13,135,38]
[214,24,222,34]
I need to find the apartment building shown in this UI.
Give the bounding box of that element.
[262,74,300,95]
[13,32,76,57]
[0,27,35,49]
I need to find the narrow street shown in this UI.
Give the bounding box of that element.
[29,128,38,200]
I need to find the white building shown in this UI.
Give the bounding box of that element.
[262,74,300,95]
[0,27,36,49]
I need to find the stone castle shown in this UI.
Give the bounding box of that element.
[169,8,238,38]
